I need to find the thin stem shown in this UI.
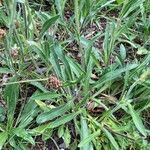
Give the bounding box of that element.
[50,137,60,150]
[2,78,49,86]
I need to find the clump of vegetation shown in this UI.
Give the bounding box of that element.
[0,0,150,149]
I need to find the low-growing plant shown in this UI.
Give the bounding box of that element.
[0,0,150,149]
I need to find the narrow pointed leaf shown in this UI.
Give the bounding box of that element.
[103,128,119,150]
[78,130,100,147]
[80,116,93,150]
[39,15,59,38]
[31,92,61,101]
[128,104,147,137]
[36,101,73,124]
[49,111,80,128]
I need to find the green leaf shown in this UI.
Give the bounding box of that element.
[80,116,93,150]
[53,44,72,79]
[39,15,59,38]
[116,0,123,4]
[31,92,61,101]
[120,0,142,18]
[29,123,50,136]
[0,131,8,150]
[78,130,100,148]
[103,128,119,150]
[66,57,83,77]
[13,128,35,145]
[49,111,80,129]
[0,68,11,74]
[119,44,126,60]
[4,77,19,125]
[58,125,64,138]
[94,64,138,89]
[35,100,50,111]
[19,91,40,127]
[84,57,93,94]
[16,142,30,150]
[30,81,48,92]
[55,0,67,18]
[9,138,17,149]
[36,101,73,124]
[42,128,53,141]
[49,48,62,78]
[128,103,147,137]
[63,126,71,147]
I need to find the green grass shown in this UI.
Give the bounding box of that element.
[0,0,150,149]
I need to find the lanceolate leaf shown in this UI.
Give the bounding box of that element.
[103,128,119,150]
[31,92,61,101]
[78,130,100,148]
[4,77,19,125]
[30,81,48,92]
[39,15,59,38]
[33,112,80,132]
[94,64,138,89]
[80,116,93,150]
[36,101,73,124]
[49,111,80,129]
[29,123,50,136]
[13,128,35,145]
[128,103,147,137]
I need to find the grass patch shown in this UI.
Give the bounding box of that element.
[0,0,150,149]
